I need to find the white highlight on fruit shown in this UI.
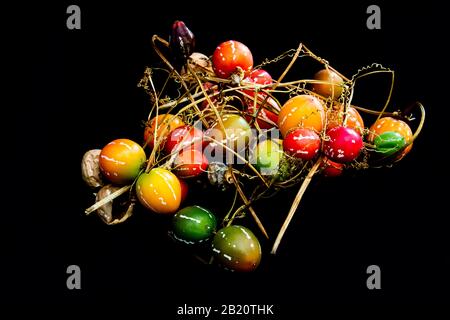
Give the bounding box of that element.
[230,41,236,54]
[223,254,232,261]
[100,155,126,166]
[158,197,167,206]
[239,226,252,240]
[179,214,201,223]
[137,186,157,212]
[154,169,178,202]
[293,134,317,141]
[118,141,132,150]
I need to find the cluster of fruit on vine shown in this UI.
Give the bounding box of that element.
[81,21,421,272]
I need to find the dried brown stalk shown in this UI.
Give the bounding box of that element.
[271,157,322,254]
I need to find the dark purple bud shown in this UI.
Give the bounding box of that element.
[169,21,196,71]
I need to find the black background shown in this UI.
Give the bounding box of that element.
[8,0,449,313]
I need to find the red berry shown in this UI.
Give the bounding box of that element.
[200,82,219,110]
[173,148,209,178]
[212,40,253,79]
[242,69,273,100]
[247,69,272,85]
[143,114,185,149]
[283,128,321,160]
[164,125,204,154]
[323,126,363,163]
[320,157,344,177]
[245,95,279,129]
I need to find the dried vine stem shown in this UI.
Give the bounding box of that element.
[271,42,303,91]
[204,136,270,188]
[411,102,426,141]
[151,35,209,128]
[85,185,131,215]
[271,157,322,254]
[228,168,269,239]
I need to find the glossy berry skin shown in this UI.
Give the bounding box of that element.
[135,168,181,214]
[283,128,321,160]
[179,178,189,203]
[327,105,364,135]
[172,206,217,244]
[245,95,279,129]
[374,131,406,157]
[312,69,344,99]
[320,157,344,177]
[144,114,185,149]
[212,225,261,272]
[323,126,363,163]
[242,69,273,99]
[164,125,204,154]
[246,69,273,85]
[169,20,195,71]
[200,82,219,110]
[212,40,253,79]
[99,139,146,185]
[277,95,326,137]
[173,148,208,178]
[205,114,253,153]
[368,117,413,159]
[253,139,283,177]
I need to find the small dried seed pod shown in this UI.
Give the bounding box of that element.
[182,52,213,75]
[95,184,119,223]
[81,149,104,188]
[95,184,134,225]
[189,52,212,70]
[207,162,231,191]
